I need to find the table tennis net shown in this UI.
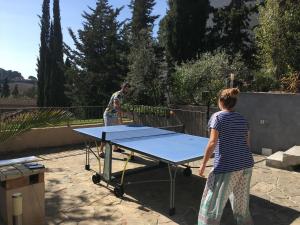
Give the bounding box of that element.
[102,127,176,141]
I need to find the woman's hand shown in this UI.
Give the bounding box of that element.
[199,164,206,177]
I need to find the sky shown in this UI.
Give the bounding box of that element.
[0,0,168,79]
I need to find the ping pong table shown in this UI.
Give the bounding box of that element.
[74,124,208,215]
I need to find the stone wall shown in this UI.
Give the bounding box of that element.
[0,125,97,155]
[236,92,300,154]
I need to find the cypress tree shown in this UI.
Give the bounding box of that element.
[65,0,126,106]
[129,0,159,39]
[63,58,75,106]
[50,0,65,106]
[127,30,163,105]
[12,85,19,98]
[159,0,210,64]
[37,0,50,107]
[209,0,257,68]
[127,0,166,105]
[44,22,53,106]
[2,78,10,98]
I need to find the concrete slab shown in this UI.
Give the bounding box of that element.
[262,147,273,156]
[284,146,300,167]
[266,151,285,169]
[0,156,38,167]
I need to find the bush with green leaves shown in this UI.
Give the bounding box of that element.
[171,51,251,105]
[122,103,169,117]
[255,0,300,79]
[250,70,280,92]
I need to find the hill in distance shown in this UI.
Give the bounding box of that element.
[0,68,37,97]
[0,68,25,82]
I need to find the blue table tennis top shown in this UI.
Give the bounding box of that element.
[74,125,208,165]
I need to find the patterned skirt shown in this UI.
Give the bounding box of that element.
[198,168,253,225]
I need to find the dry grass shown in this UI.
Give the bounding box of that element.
[0,97,36,107]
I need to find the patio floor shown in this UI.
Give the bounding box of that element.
[7,146,300,225]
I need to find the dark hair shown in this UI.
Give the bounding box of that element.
[121,82,130,88]
[219,88,240,109]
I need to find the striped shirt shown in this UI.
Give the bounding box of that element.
[208,111,254,174]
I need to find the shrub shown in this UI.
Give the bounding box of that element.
[171,51,251,105]
[250,70,280,92]
[280,71,300,93]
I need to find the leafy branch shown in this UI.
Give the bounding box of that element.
[0,109,72,143]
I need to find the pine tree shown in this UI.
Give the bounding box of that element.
[159,0,210,64]
[2,78,10,98]
[37,0,50,107]
[28,76,38,81]
[208,0,257,68]
[65,0,126,106]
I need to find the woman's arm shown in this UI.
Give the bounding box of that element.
[113,99,123,124]
[199,128,218,177]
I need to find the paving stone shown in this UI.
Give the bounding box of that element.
[251,182,274,194]
[45,214,67,225]
[121,215,160,225]
[58,222,78,225]
[64,205,96,220]
[291,196,300,203]
[23,148,300,225]
[291,218,300,225]
[277,173,300,196]
[78,220,111,225]
[252,170,277,184]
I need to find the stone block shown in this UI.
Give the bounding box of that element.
[266,151,284,169]
[261,148,272,156]
[283,146,300,167]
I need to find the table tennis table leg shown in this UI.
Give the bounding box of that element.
[120,151,135,186]
[113,151,134,198]
[103,143,113,182]
[85,141,90,170]
[83,141,104,184]
[168,164,178,216]
[95,141,102,175]
[89,141,103,184]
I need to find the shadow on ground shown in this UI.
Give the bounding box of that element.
[110,167,300,225]
[44,163,300,225]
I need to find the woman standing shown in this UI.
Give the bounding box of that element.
[198,88,254,225]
